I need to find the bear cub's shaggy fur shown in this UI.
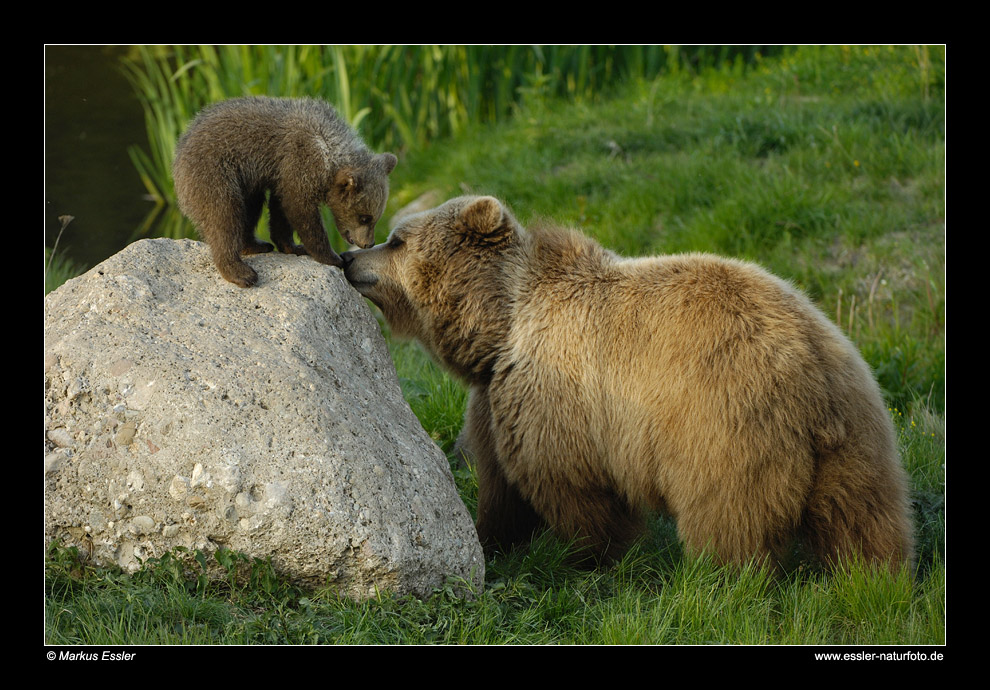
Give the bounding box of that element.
[173,96,397,287]
[343,195,915,573]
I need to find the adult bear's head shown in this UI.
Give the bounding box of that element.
[343,196,521,382]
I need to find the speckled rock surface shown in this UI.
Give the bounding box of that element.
[44,238,483,599]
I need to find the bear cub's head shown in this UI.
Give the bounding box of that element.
[328,152,398,249]
[342,195,521,380]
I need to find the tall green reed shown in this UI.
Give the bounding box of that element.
[120,45,782,238]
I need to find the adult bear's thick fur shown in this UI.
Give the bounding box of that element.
[343,195,915,572]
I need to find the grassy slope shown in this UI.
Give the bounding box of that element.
[388,45,944,412]
[46,46,945,646]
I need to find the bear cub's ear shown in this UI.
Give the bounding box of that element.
[334,168,359,194]
[377,152,398,175]
[457,196,515,247]
[333,154,396,194]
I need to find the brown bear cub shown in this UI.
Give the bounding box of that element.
[342,195,915,573]
[173,96,398,287]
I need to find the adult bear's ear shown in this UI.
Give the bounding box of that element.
[457,196,517,247]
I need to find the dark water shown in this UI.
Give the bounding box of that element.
[45,45,154,270]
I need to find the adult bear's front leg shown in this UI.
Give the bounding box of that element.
[463,386,543,557]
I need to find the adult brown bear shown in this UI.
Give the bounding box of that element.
[343,195,915,572]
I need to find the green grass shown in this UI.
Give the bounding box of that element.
[45,45,945,647]
[46,538,942,646]
[389,45,944,413]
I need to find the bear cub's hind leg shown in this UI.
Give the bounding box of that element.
[239,192,275,256]
[205,195,268,288]
[210,243,260,288]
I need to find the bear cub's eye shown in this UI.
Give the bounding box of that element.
[359,215,373,226]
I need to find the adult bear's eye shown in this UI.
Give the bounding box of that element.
[387,236,404,250]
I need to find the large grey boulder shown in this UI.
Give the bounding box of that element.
[44,238,484,599]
